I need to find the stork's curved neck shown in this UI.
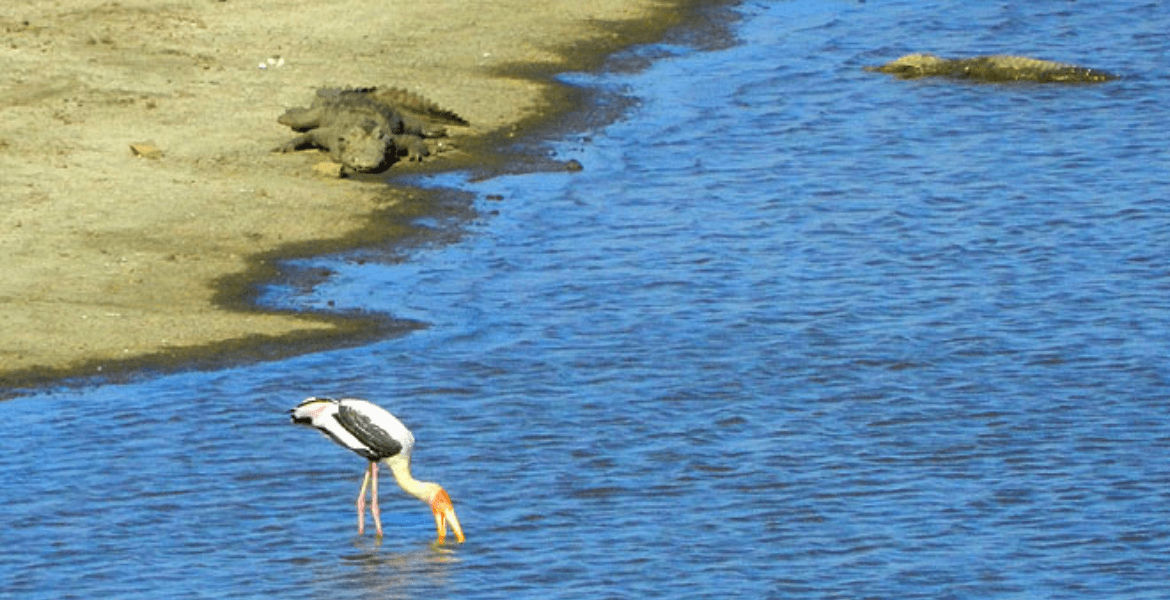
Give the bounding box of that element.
[384,455,438,502]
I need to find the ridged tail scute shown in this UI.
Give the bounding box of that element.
[307,86,468,126]
[371,87,470,127]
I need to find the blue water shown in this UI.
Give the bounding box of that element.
[4,1,1170,598]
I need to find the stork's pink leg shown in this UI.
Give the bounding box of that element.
[356,463,373,535]
[371,462,384,537]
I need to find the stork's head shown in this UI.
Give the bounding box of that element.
[428,485,465,544]
[289,396,334,425]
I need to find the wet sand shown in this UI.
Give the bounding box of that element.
[0,0,706,389]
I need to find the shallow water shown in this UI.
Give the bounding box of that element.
[5,1,1170,598]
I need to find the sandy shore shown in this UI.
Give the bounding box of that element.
[0,0,709,389]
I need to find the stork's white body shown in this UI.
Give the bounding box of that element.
[291,398,415,460]
[290,397,464,543]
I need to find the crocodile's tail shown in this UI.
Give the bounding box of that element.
[314,87,378,99]
[371,87,470,127]
[967,56,1118,83]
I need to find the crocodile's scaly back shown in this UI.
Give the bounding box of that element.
[865,53,1117,83]
[961,55,1116,83]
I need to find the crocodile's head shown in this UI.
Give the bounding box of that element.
[336,120,391,172]
[865,53,947,78]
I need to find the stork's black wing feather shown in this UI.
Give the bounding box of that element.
[335,404,404,460]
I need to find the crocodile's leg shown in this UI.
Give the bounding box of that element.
[276,106,325,131]
[400,114,448,138]
[392,135,430,162]
[274,133,317,153]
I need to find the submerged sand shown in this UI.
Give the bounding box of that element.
[0,0,702,389]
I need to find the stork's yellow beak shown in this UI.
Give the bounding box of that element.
[439,506,465,544]
[430,487,465,543]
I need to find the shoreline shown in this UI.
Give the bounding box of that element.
[0,0,731,393]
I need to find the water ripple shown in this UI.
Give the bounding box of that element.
[6,1,1170,598]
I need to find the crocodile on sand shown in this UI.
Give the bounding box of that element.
[865,54,1118,83]
[275,87,469,173]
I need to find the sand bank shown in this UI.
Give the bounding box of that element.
[0,0,715,390]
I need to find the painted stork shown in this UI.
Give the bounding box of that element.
[290,396,465,543]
